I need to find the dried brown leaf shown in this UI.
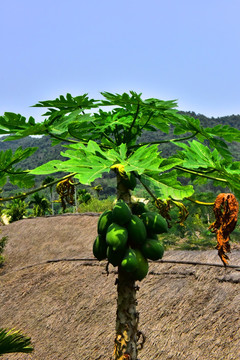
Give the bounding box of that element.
[209,193,239,266]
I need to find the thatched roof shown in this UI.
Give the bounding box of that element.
[0,214,240,359]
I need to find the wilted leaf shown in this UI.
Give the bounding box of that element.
[209,193,239,266]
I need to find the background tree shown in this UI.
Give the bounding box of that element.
[0,234,7,267]
[29,192,52,217]
[77,188,92,205]
[1,91,240,359]
[92,184,103,198]
[41,176,55,214]
[5,197,28,223]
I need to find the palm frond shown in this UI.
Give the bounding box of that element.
[0,328,33,355]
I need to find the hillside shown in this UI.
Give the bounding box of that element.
[0,214,240,360]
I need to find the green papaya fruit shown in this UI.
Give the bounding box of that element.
[121,248,138,272]
[141,238,164,260]
[131,201,148,215]
[147,233,158,240]
[93,235,107,261]
[127,215,147,247]
[141,211,168,234]
[112,199,132,225]
[106,223,128,250]
[122,172,137,190]
[97,209,113,236]
[107,246,126,267]
[132,249,149,281]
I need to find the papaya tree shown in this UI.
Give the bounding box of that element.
[1,91,240,359]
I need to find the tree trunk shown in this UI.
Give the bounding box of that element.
[113,174,139,360]
[50,188,54,215]
[113,268,139,360]
[74,185,78,213]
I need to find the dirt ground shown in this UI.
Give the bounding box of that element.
[0,214,240,360]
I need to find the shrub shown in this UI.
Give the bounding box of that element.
[0,235,7,267]
[78,197,114,213]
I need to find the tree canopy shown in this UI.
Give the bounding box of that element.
[1,91,240,202]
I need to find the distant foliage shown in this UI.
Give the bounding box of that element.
[0,235,7,266]
[78,197,114,213]
[77,189,92,204]
[5,198,27,222]
[29,192,52,217]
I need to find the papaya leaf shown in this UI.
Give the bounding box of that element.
[0,174,7,187]
[225,161,240,175]
[0,147,37,170]
[9,171,35,188]
[207,137,232,160]
[67,117,97,140]
[171,114,201,134]
[146,117,170,133]
[29,160,65,175]
[30,141,127,185]
[0,113,47,139]
[100,91,143,111]
[47,110,86,133]
[30,142,174,186]
[0,147,37,188]
[140,171,194,200]
[142,98,178,110]
[158,157,184,172]
[175,140,223,170]
[30,157,111,185]
[4,124,47,141]
[9,147,38,166]
[123,144,162,174]
[204,124,240,142]
[32,93,99,113]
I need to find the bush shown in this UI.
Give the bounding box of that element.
[77,189,91,204]
[0,235,7,267]
[5,198,27,223]
[78,197,114,213]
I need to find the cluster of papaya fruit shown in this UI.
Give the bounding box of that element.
[93,199,168,281]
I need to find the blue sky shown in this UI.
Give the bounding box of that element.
[1,0,240,120]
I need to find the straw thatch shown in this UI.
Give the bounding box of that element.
[0,214,239,360]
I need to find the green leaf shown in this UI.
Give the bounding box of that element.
[0,174,7,187]
[140,171,194,200]
[29,142,176,187]
[100,91,143,111]
[0,328,33,355]
[32,93,99,113]
[158,157,184,172]
[0,113,45,139]
[30,141,120,184]
[225,161,240,174]
[29,160,64,175]
[8,172,35,188]
[204,124,240,142]
[4,124,47,140]
[123,144,162,174]
[175,140,223,170]
[0,147,37,188]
